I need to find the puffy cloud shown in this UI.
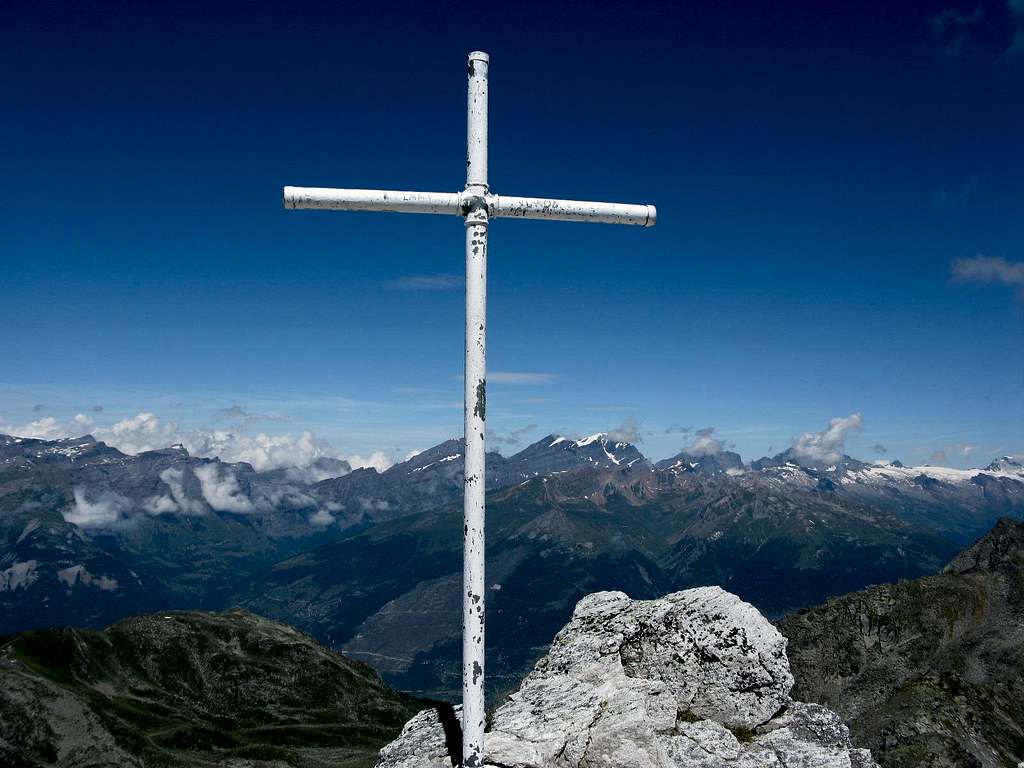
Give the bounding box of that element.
[72,413,95,431]
[687,427,724,457]
[358,497,392,512]
[143,468,205,516]
[183,430,335,473]
[308,508,336,526]
[791,413,864,466]
[64,488,133,528]
[14,409,346,474]
[345,451,395,473]
[952,256,1024,290]
[2,416,66,439]
[193,464,254,513]
[3,408,362,479]
[142,494,179,514]
[607,415,642,444]
[2,413,93,440]
[105,412,175,454]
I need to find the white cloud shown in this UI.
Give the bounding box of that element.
[687,427,724,456]
[1,416,68,440]
[182,429,336,472]
[1,413,93,441]
[607,415,642,444]
[142,494,178,514]
[4,408,381,481]
[104,412,177,454]
[64,488,133,528]
[193,464,254,513]
[358,497,391,512]
[143,467,206,515]
[952,256,1024,289]
[308,508,336,526]
[791,412,864,466]
[72,413,95,431]
[345,451,395,473]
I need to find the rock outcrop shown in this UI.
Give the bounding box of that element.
[377,587,876,767]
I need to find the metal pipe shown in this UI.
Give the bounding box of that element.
[466,51,489,192]
[283,186,462,215]
[283,53,655,768]
[492,194,657,226]
[462,50,489,768]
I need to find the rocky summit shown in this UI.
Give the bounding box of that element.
[377,587,877,768]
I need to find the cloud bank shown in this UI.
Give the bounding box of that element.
[2,411,369,474]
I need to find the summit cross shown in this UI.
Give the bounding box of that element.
[282,51,656,767]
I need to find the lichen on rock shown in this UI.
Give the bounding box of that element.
[376,586,878,767]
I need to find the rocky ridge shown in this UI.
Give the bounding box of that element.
[0,608,427,767]
[377,587,877,768]
[780,518,1024,768]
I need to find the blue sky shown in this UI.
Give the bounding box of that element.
[2,0,1022,468]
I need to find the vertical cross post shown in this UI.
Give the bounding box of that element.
[282,49,655,768]
[462,50,489,768]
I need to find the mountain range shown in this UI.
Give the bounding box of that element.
[3,430,1021,703]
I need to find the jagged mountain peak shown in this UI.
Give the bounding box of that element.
[655,448,745,475]
[943,517,1024,576]
[986,456,1023,473]
[751,448,870,473]
[513,432,646,469]
[390,438,464,476]
[137,443,190,460]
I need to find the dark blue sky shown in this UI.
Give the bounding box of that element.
[2,0,1022,468]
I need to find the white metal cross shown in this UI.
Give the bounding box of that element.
[283,51,655,767]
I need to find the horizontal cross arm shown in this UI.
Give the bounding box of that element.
[492,195,656,227]
[283,186,463,216]
[283,187,657,227]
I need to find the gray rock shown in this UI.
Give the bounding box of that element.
[376,587,877,768]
